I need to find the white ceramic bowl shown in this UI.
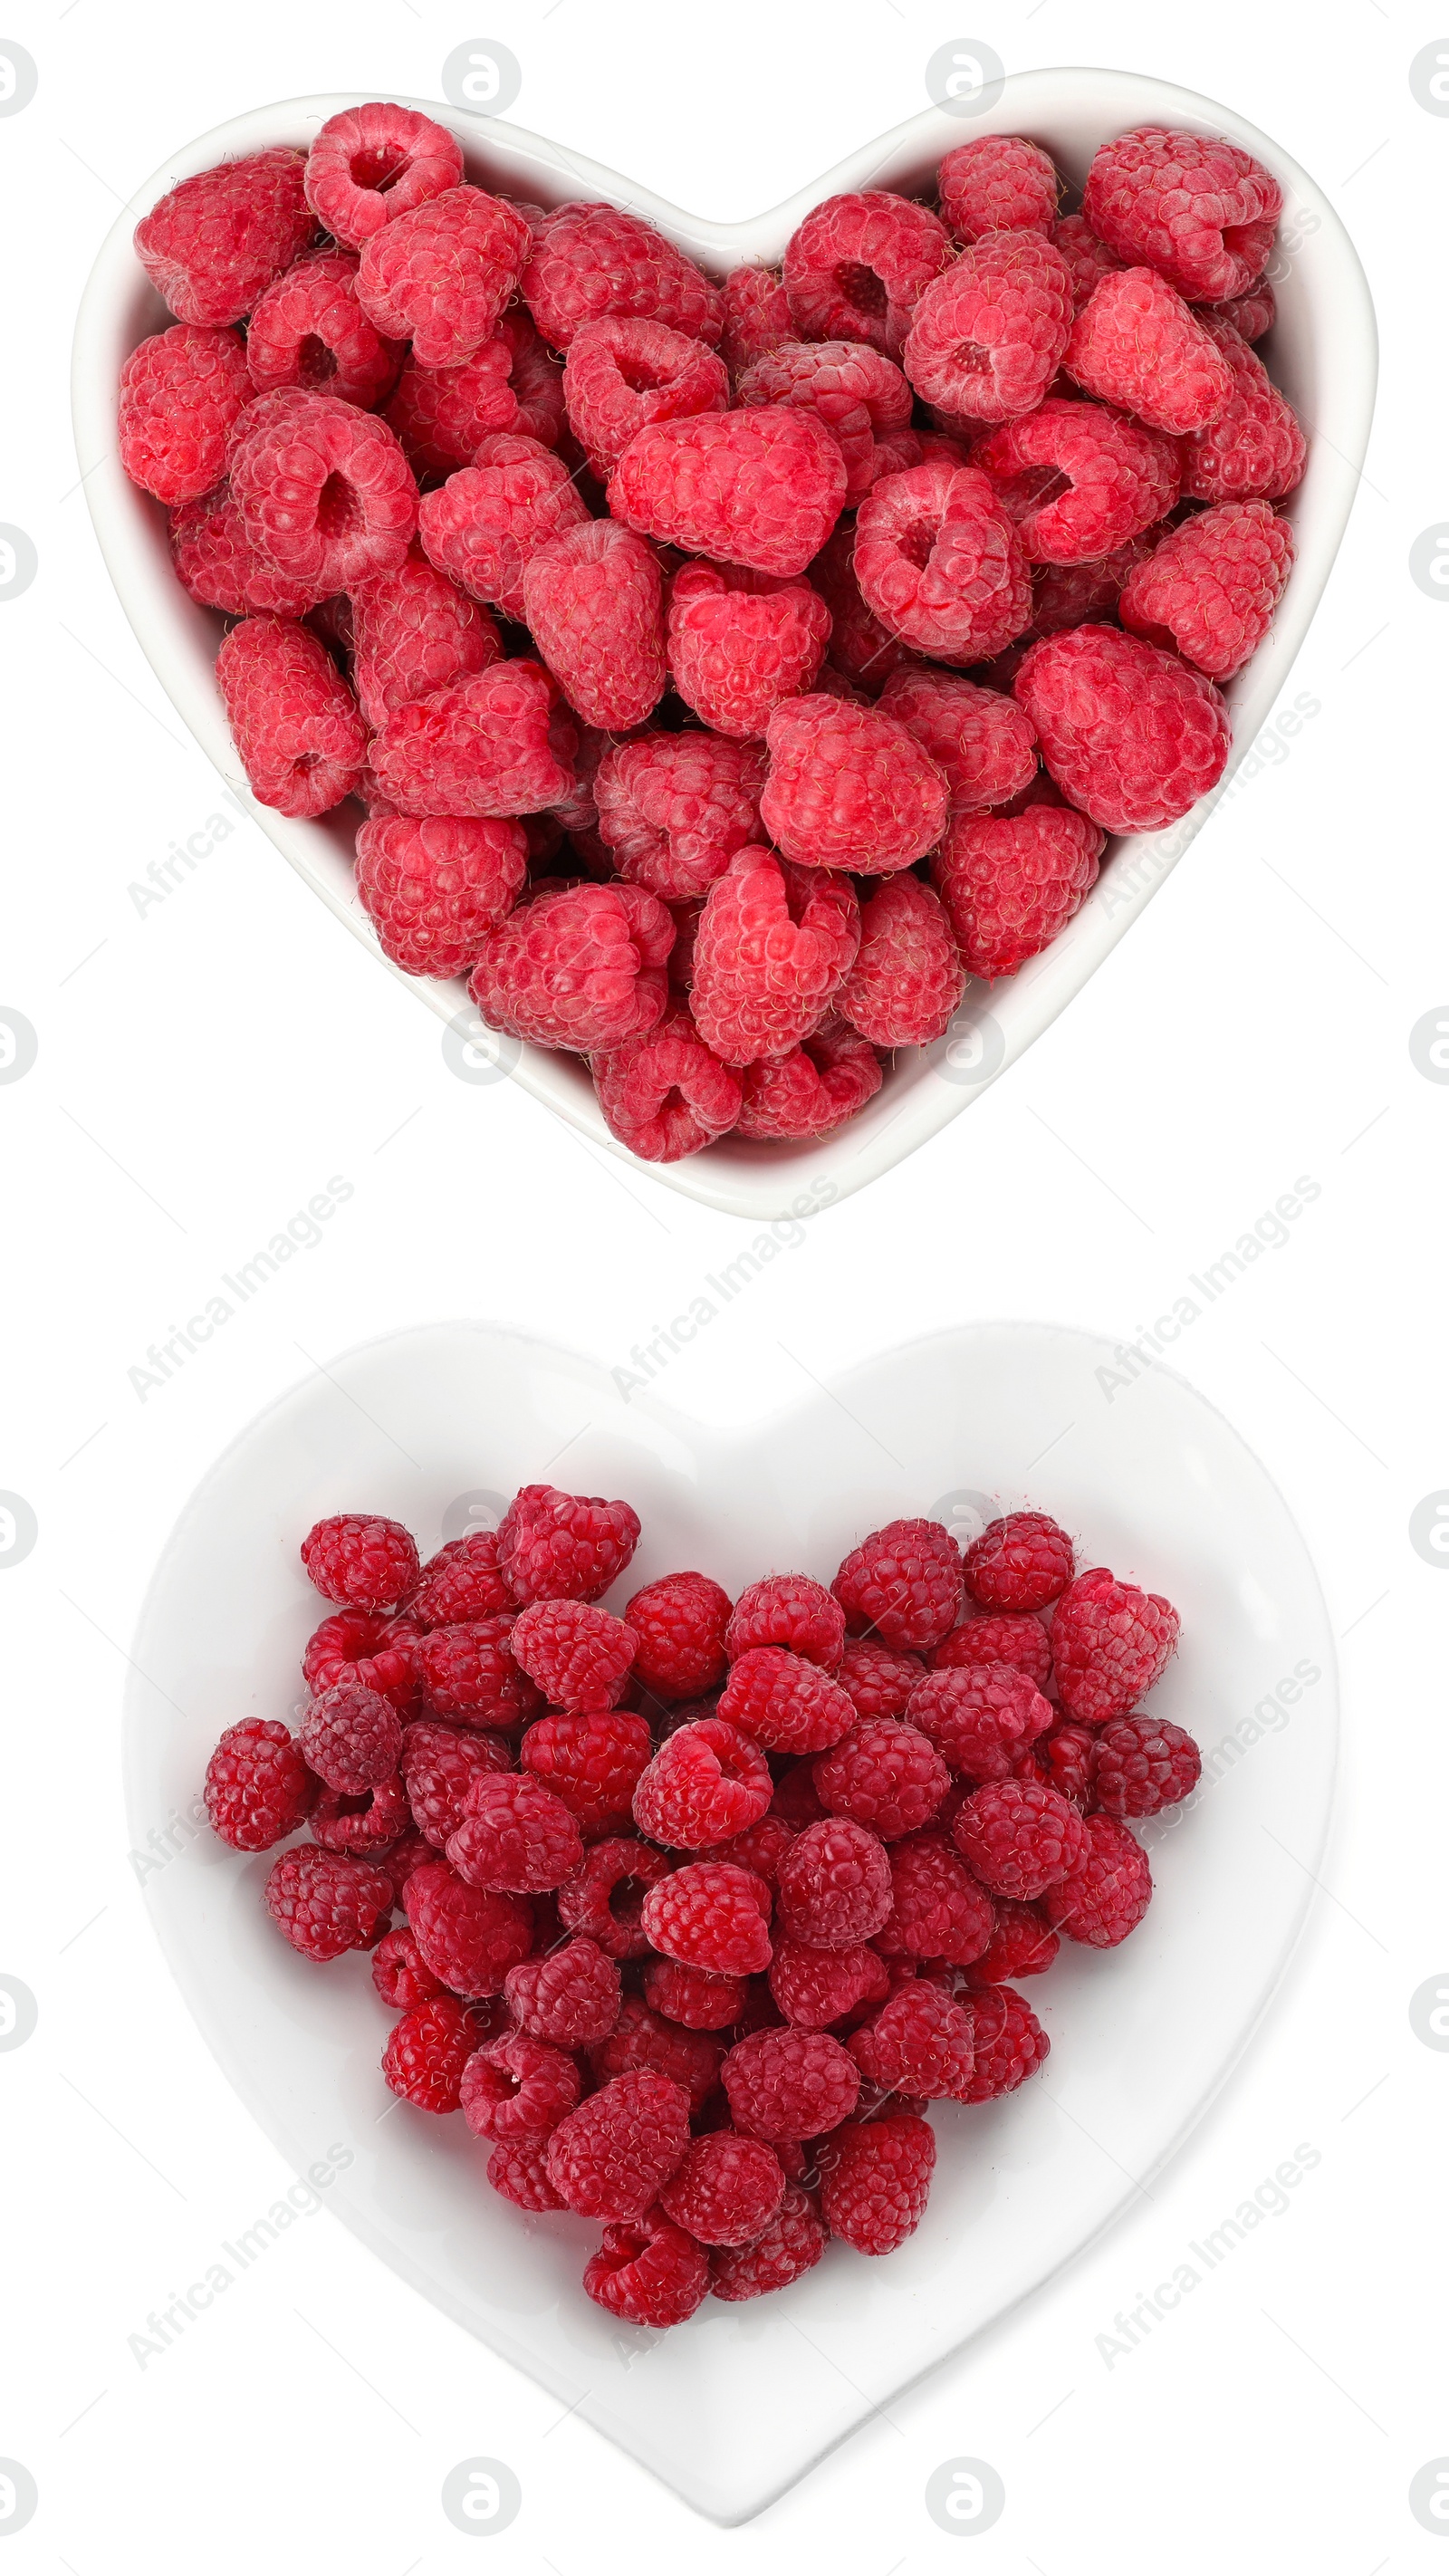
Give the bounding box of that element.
[73,75,1377,1220]
[125,1320,1336,2521]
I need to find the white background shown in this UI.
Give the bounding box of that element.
[2,0,1444,2564]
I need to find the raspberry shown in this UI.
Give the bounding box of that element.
[134,148,316,327]
[817,2112,935,2252]
[1019,1720,1097,1809]
[215,616,367,818]
[408,1533,511,1628]
[1042,1812,1153,1946]
[303,103,464,248]
[297,1682,402,1795]
[769,1936,889,2031]
[775,1816,892,1946]
[632,1717,772,1849]
[641,1861,773,1975]
[447,1772,584,1891]
[956,1983,1050,2098]
[370,1923,446,2009]
[932,806,1102,981]
[878,1833,993,1964]
[719,1647,856,1756]
[1065,267,1234,434]
[204,1717,316,1851]
[504,1935,621,2047]
[1180,318,1306,501]
[610,406,847,579]
[379,1827,442,1908]
[831,1518,963,1652]
[934,1611,1052,1690]
[908,1661,1053,1781]
[590,1994,723,2108]
[625,1572,733,1700]
[815,1718,949,1841]
[837,1639,926,1724]
[583,2211,710,2326]
[1049,1567,1181,1724]
[1051,212,1123,312]
[562,315,729,473]
[904,232,1073,421]
[691,849,859,1065]
[472,879,674,1051]
[808,521,917,695]
[720,264,792,375]
[643,1958,748,2029]
[594,732,767,900]
[593,1009,744,1161]
[725,1574,845,1671]
[709,2183,827,2298]
[356,814,525,979]
[546,2070,692,2218]
[782,192,954,358]
[557,1834,672,1958]
[418,433,591,618]
[853,461,1032,664]
[312,1772,409,1856]
[461,2032,581,2140]
[667,560,830,741]
[520,521,667,732]
[302,1513,419,1612]
[354,185,531,367]
[658,2130,785,2247]
[971,399,1180,565]
[507,1598,636,1710]
[737,340,914,502]
[385,312,563,476]
[1083,126,1282,303]
[1204,282,1275,342]
[837,875,964,1048]
[406,1858,533,1993]
[522,203,724,351]
[878,666,1037,816]
[1013,625,1230,832]
[734,1020,883,1139]
[230,393,417,591]
[963,1510,1073,1610]
[759,696,949,876]
[417,1618,541,1729]
[721,2026,859,2140]
[350,543,502,728]
[119,325,254,505]
[1027,535,1158,639]
[168,479,325,618]
[938,137,1060,243]
[520,1706,653,1834]
[1118,499,1294,679]
[382,1994,481,2112]
[245,247,403,409]
[849,1981,975,2098]
[485,2137,565,2211]
[1090,1715,1201,1816]
[263,1843,392,1961]
[951,1777,1090,1899]
[969,1898,1059,1983]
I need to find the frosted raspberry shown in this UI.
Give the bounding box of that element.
[932,806,1101,980]
[722,2026,859,2140]
[546,2070,692,2218]
[447,1771,583,1891]
[298,1681,401,1795]
[373,660,578,822]
[499,1483,641,1607]
[1013,624,1231,832]
[957,1982,1050,2098]
[782,191,953,358]
[382,1994,481,2112]
[734,1019,883,1138]
[264,1842,392,1961]
[584,2210,710,2326]
[215,615,367,818]
[230,391,417,589]
[472,879,671,1050]
[837,1639,926,1724]
[1083,125,1282,303]
[641,1861,772,1975]
[356,814,524,979]
[1090,1715,1201,1816]
[417,1617,542,1729]
[508,1598,636,1710]
[485,2136,564,2210]
[718,1647,856,1757]
[907,1661,1053,1781]
[353,184,530,366]
[878,1832,993,1965]
[245,247,403,409]
[1181,319,1307,501]
[726,1575,844,1671]
[831,1517,963,1652]
[134,148,315,326]
[610,407,847,577]
[760,695,948,875]
[385,312,563,477]
[204,1717,316,1851]
[594,732,766,900]
[1065,266,1234,433]
[769,1937,888,2032]
[625,1572,733,1700]
[406,1857,533,1993]
[818,2112,935,2251]
[964,1511,1074,1610]
[720,264,792,375]
[303,103,463,248]
[590,1994,723,2107]
[350,543,501,728]
[849,1981,975,2098]
[302,1513,418,1610]
[939,136,1060,242]
[971,399,1180,565]
[562,314,728,473]
[557,1834,672,1957]
[643,1959,747,2029]
[462,2032,581,2140]
[853,460,1032,663]
[1119,498,1293,679]
[119,325,254,505]
[592,1009,743,1160]
[1050,211,1122,312]
[418,432,590,618]
[969,1898,1059,1983]
[371,1923,446,2009]
[878,666,1037,815]
[710,2182,827,2297]
[523,202,724,350]
[951,1776,1090,1898]
[691,848,859,1065]
[1018,1719,1097,1809]
[401,1720,513,1848]
[1043,1813,1153,1946]
[837,874,964,1047]
[904,232,1072,421]
[408,1533,510,1629]
[737,340,913,502]
[667,560,830,740]
[809,522,918,694]
[814,1718,949,1841]
[1204,281,1275,342]
[168,479,324,617]
[632,1717,772,1849]
[776,1816,892,1946]
[504,1935,621,2048]
[521,521,667,732]
[520,1707,652,1834]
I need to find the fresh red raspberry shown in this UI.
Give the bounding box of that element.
[609,406,848,580]
[119,325,254,505]
[734,1021,883,1139]
[522,521,667,734]
[938,137,1060,242]
[303,1610,421,1714]
[353,184,530,367]
[665,561,830,742]
[632,1717,773,1849]
[1090,1715,1201,1816]
[312,1771,410,1857]
[371,1923,446,2009]
[373,658,577,822]
[807,521,916,695]
[768,1937,888,2031]
[849,1980,975,2099]
[263,1842,392,1961]
[405,1857,533,1993]
[710,2182,827,2298]
[932,805,1102,979]
[775,1816,892,1946]
[519,1706,652,1835]
[718,1647,856,1757]
[971,399,1180,565]
[721,2026,859,2140]
[557,1834,672,1958]
[642,1958,747,2030]
[504,1934,621,2046]
[725,1575,843,1671]
[934,1611,1052,1690]
[1018,1720,1097,1809]
[968,1898,1059,1984]
[507,1598,636,1710]
[417,1617,541,1730]
[831,1517,963,1652]
[1050,1567,1181,1724]
[1065,266,1234,434]
[447,1771,583,1891]
[461,2031,581,2140]
[134,147,316,327]
[1083,125,1282,303]
[782,191,953,358]
[245,247,403,409]
[837,875,963,1048]
[878,666,1037,816]
[204,1717,316,1851]
[378,1825,443,1908]
[408,1533,511,1629]
[593,1009,744,1161]
[706,1800,792,1879]
[656,2130,783,2246]
[589,1994,723,2108]
[817,2112,935,2251]
[908,1661,1053,1781]
[1119,498,1293,679]
[836,1639,926,1725]
[1050,212,1123,312]
[350,543,502,729]
[877,1832,993,1964]
[1204,281,1276,342]
[720,264,792,375]
[356,814,525,978]
[951,1777,1090,1899]
[1042,1812,1153,1946]
[382,1994,482,2112]
[1013,623,1230,832]
[230,392,417,591]
[385,311,563,476]
[485,2136,565,2210]
[168,478,325,617]
[853,460,1032,664]
[594,732,766,900]
[814,1718,949,1842]
[523,202,724,350]
[297,1682,402,1795]
[690,848,859,1066]
[963,1511,1074,1611]
[1027,534,1160,639]
[303,102,463,248]
[956,1982,1050,2099]
[760,696,948,876]
[641,1861,772,1975]
[736,339,914,502]
[473,877,674,1050]
[562,314,729,473]
[215,616,367,819]
[583,2209,710,2326]
[545,2069,692,2218]
[418,432,590,617]
[625,1572,733,1701]
[903,232,1072,421]
[302,1514,418,1612]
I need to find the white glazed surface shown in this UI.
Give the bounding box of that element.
[124,1320,1337,2521]
[72,73,1376,1221]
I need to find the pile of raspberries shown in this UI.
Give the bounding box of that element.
[202,1485,1201,2326]
[121,107,1302,1161]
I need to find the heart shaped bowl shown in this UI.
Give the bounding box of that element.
[125,1319,1336,2520]
[74,74,1375,1219]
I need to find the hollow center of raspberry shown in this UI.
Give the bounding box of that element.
[315,470,361,541]
[1220,220,1263,270]
[893,515,939,573]
[295,333,339,389]
[350,145,410,194]
[835,262,888,321]
[1017,466,1071,514]
[614,352,677,395]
